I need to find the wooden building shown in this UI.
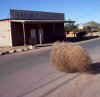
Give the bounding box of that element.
[0,9,75,46]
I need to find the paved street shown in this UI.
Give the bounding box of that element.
[79,38,100,60]
[0,38,100,97]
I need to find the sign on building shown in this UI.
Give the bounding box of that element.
[10,9,65,20]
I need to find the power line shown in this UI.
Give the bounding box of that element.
[7,12,10,19]
[74,4,100,21]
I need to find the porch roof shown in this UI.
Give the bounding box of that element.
[10,19,75,23]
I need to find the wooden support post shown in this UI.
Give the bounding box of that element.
[39,23,42,45]
[74,30,76,37]
[22,22,26,46]
[54,23,55,36]
[72,22,76,38]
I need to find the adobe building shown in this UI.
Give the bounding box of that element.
[0,9,75,47]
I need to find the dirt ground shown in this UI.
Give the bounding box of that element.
[0,45,33,53]
[66,31,100,37]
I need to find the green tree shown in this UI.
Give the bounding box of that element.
[84,26,91,32]
[85,21,99,29]
[64,23,76,34]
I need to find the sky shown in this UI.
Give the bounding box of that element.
[0,0,100,24]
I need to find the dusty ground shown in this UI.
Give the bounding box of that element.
[0,45,33,54]
[66,31,100,37]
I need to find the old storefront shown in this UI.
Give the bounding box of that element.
[0,9,75,46]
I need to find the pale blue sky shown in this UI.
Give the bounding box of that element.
[0,0,100,24]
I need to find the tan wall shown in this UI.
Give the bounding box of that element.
[0,20,12,47]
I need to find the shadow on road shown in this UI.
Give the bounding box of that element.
[66,36,99,42]
[89,62,100,74]
[16,73,80,97]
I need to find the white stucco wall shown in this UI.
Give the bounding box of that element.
[0,20,12,47]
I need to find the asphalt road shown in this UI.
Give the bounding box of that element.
[79,38,100,60]
[0,47,51,78]
[0,38,100,97]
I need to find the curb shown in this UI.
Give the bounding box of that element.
[77,37,100,44]
[0,45,33,56]
[0,38,100,56]
[0,52,5,55]
[9,50,15,54]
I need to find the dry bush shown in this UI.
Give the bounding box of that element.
[51,41,92,72]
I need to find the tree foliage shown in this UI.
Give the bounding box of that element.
[84,26,91,32]
[64,23,76,33]
[84,21,99,29]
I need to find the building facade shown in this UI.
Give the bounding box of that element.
[0,9,75,47]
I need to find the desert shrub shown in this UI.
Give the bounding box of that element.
[51,41,92,72]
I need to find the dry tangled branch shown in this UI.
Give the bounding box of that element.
[51,41,92,72]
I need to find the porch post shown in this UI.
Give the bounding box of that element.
[39,23,42,45]
[74,29,76,37]
[54,23,55,36]
[72,22,76,37]
[22,22,26,46]
[53,23,56,41]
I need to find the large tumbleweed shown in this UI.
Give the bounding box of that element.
[51,41,92,72]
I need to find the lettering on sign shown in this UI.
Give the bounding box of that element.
[10,9,65,20]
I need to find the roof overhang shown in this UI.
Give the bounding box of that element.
[10,20,76,23]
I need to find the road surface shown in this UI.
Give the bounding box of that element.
[0,38,100,97]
